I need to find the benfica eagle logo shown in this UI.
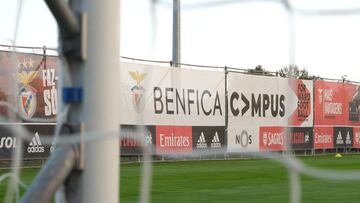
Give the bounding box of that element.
[15,58,39,119]
[129,71,146,112]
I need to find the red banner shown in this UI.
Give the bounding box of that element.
[314,81,360,126]
[353,127,360,148]
[156,126,192,154]
[288,79,312,126]
[259,126,286,151]
[313,127,333,149]
[0,51,59,121]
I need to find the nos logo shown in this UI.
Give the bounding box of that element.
[235,130,252,148]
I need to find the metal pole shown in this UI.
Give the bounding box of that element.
[28,0,119,202]
[44,0,79,36]
[80,0,120,202]
[20,145,77,203]
[172,0,181,67]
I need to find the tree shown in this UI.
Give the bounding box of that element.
[248,65,273,76]
[278,64,313,80]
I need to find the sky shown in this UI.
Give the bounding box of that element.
[1,0,360,81]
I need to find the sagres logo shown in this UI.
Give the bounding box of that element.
[15,58,39,119]
[260,127,286,151]
[262,132,284,146]
[129,71,146,112]
[196,132,207,149]
[27,132,44,153]
[211,132,221,148]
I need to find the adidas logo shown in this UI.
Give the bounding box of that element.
[211,132,221,148]
[27,132,45,153]
[196,132,207,149]
[345,131,352,145]
[336,131,344,145]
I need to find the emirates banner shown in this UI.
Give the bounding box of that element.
[314,127,333,149]
[120,62,226,126]
[0,51,59,121]
[227,74,313,152]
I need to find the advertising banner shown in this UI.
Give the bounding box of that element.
[258,127,313,151]
[333,127,353,148]
[259,126,286,151]
[227,73,313,152]
[120,125,155,155]
[289,127,313,150]
[227,127,258,152]
[353,127,360,148]
[228,126,314,152]
[120,62,226,126]
[155,126,193,154]
[228,74,313,127]
[192,126,226,152]
[0,51,59,121]
[314,81,360,126]
[0,124,54,159]
[314,127,333,149]
[121,125,225,155]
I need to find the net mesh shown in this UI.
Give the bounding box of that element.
[1,0,360,203]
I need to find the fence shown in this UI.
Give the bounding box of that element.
[1,46,360,161]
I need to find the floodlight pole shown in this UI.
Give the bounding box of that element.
[172,0,181,67]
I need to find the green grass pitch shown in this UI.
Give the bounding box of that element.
[1,154,360,202]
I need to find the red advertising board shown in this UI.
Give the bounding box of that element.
[314,81,360,126]
[259,127,286,151]
[0,51,59,120]
[353,128,360,148]
[156,126,192,154]
[288,79,312,126]
[313,127,333,149]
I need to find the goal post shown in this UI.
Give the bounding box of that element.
[80,0,120,202]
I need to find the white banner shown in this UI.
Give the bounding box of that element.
[227,126,259,152]
[227,73,313,152]
[120,62,226,126]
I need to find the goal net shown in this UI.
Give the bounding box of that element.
[1,0,360,203]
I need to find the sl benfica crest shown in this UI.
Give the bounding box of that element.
[129,71,146,112]
[15,58,39,119]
